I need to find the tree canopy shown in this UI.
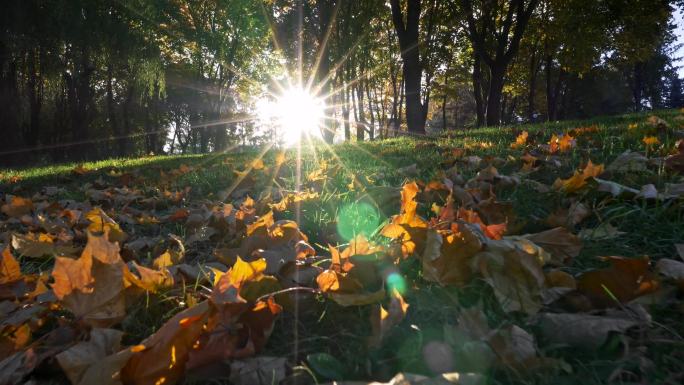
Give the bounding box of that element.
[1,0,681,165]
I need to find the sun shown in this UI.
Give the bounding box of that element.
[257,87,326,146]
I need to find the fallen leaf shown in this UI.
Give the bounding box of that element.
[56,328,132,385]
[521,227,582,265]
[229,356,287,385]
[122,301,211,385]
[655,258,684,290]
[369,289,409,347]
[536,309,647,350]
[51,231,127,327]
[576,256,659,308]
[1,196,33,218]
[0,248,22,284]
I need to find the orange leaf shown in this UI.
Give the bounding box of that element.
[577,256,659,308]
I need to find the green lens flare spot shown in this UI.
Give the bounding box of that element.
[336,202,381,242]
[386,272,407,295]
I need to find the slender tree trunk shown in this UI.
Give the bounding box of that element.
[527,52,539,122]
[26,48,42,148]
[356,83,366,141]
[366,82,375,140]
[106,66,119,157]
[472,55,485,127]
[545,55,565,121]
[121,85,134,157]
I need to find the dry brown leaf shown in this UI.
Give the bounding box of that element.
[11,233,78,259]
[576,256,659,308]
[122,301,211,385]
[1,196,33,218]
[536,311,643,350]
[655,258,684,290]
[369,289,409,347]
[56,328,131,385]
[545,201,591,228]
[228,357,287,385]
[422,224,483,286]
[0,247,21,284]
[521,227,582,265]
[51,231,126,327]
[472,238,548,314]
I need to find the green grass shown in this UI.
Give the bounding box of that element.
[2,109,684,384]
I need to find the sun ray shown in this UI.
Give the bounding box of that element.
[305,0,343,92]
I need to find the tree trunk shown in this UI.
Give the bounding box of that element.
[106,66,119,157]
[356,83,366,141]
[486,65,505,126]
[390,0,426,134]
[527,51,539,122]
[472,55,485,127]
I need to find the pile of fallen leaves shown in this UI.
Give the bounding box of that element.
[1,114,684,385]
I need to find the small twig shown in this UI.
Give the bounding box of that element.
[256,286,321,303]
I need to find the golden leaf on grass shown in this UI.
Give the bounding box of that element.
[642,136,660,147]
[548,134,575,154]
[510,131,528,149]
[576,256,659,308]
[86,208,127,243]
[552,160,604,193]
[152,249,184,270]
[126,262,175,293]
[51,231,126,327]
[1,196,33,218]
[317,237,385,306]
[398,182,423,227]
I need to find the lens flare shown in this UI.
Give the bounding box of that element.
[335,202,381,241]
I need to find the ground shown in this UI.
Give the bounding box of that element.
[1,110,683,385]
